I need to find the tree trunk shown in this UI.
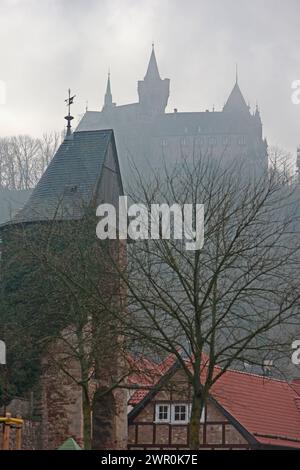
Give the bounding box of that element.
[82,387,91,450]
[189,389,203,450]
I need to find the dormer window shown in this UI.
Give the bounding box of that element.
[155,404,170,423]
[172,404,188,424]
[155,402,205,424]
[64,184,78,193]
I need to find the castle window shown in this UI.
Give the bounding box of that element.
[237,135,246,146]
[223,136,231,146]
[162,139,168,147]
[181,137,187,146]
[199,136,207,146]
[155,404,170,423]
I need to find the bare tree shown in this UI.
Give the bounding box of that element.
[103,155,300,449]
[0,132,60,190]
[268,145,295,184]
[0,206,130,449]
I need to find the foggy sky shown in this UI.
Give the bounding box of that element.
[0,0,299,157]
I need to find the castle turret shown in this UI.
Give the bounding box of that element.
[223,76,250,115]
[138,45,170,115]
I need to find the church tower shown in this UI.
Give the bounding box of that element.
[138,45,170,115]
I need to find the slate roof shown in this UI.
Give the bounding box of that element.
[144,47,161,81]
[0,189,32,225]
[76,106,140,133]
[7,130,117,224]
[152,111,255,136]
[129,355,300,449]
[223,82,249,113]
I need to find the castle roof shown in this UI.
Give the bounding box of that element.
[0,189,32,225]
[223,82,249,113]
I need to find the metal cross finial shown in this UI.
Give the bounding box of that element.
[64,88,76,137]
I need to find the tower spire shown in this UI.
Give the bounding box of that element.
[64,89,75,138]
[236,63,238,84]
[102,69,116,111]
[138,45,170,114]
[223,78,249,114]
[104,70,113,108]
[144,44,161,81]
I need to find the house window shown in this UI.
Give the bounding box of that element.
[155,404,170,423]
[171,404,188,424]
[155,403,204,424]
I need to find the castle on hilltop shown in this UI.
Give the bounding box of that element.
[77,45,268,180]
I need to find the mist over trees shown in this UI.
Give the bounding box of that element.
[0,132,299,449]
[0,132,60,190]
[106,155,300,448]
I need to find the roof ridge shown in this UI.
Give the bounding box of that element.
[216,366,289,384]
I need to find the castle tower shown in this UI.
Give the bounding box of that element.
[137,45,170,115]
[1,129,128,450]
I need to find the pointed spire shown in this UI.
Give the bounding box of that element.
[254,102,261,122]
[144,44,161,81]
[235,63,238,84]
[104,70,113,107]
[223,78,249,114]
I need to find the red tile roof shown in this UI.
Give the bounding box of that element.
[128,354,176,405]
[211,368,300,449]
[129,355,300,449]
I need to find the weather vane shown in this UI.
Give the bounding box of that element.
[64,88,76,137]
